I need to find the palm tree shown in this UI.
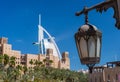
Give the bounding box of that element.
[23,66,27,74]
[50,68,59,80]
[3,54,9,67]
[34,60,38,66]
[38,61,42,67]
[16,65,22,71]
[43,59,47,64]
[41,64,45,67]
[29,59,33,67]
[9,56,16,67]
[16,65,22,79]
[43,59,47,67]
[44,59,53,67]
[0,55,4,64]
[2,70,13,82]
[0,55,4,69]
[13,68,21,81]
[49,60,53,67]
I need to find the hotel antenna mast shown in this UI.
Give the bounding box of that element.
[38,14,44,54]
[33,14,44,54]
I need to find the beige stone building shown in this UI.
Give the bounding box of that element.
[89,61,120,82]
[0,37,70,69]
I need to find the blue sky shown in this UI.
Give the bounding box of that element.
[0,0,120,70]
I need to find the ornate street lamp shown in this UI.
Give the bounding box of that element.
[75,0,120,73]
[74,13,102,73]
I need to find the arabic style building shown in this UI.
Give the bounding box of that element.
[0,37,70,69]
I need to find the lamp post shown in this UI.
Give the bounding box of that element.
[74,21,102,73]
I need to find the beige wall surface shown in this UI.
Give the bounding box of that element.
[89,66,120,82]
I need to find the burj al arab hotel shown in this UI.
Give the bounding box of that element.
[33,15,61,59]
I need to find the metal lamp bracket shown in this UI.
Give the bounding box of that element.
[76,0,120,29]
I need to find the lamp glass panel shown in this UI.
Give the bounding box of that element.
[88,37,95,57]
[76,39,82,58]
[97,37,100,57]
[80,37,88,58]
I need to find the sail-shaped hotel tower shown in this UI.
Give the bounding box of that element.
[33,15,61,60]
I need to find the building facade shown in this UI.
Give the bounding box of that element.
[0,37,70,69]
[89,61,120,82]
